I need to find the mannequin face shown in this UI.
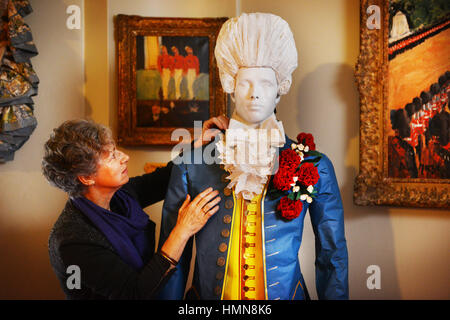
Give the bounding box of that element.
[232,67,280,126]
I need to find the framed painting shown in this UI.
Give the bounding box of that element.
[115,15,228,145]
[354,0,450,208]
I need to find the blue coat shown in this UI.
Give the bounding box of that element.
[158,136,348,300]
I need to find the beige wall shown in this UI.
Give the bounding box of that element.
[0,0,84,299]
[0,0,448,299]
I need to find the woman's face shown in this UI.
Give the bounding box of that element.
[92,144,130,190]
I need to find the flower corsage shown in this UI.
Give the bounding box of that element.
[270,133,322,220]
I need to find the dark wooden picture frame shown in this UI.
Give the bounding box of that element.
[354,0,449,208]
[115,15,227,146]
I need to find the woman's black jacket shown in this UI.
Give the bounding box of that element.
[48,162,176,299]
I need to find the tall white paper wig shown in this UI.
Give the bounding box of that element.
[214,12,298,95]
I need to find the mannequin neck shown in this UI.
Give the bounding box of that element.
[231,111,275,129]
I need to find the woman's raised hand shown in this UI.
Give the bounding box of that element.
[193,115,229,148]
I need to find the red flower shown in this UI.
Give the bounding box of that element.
[273,166,297,191]
[297,162,319,186]
[296,132,316,151]
[279,148,301,169]
[277,196,303,220]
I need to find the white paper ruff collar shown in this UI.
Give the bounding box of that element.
[216,113,286,200]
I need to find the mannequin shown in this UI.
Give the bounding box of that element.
[158,13,348,300]
[231,67,280,127]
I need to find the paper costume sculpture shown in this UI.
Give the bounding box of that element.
[158,13,348,300]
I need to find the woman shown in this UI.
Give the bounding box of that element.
[43,117,228,299]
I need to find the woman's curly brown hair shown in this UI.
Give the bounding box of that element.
[42,119,114,197]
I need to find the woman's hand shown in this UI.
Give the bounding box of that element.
[175,187,220,237]
[160,187,221,263]
[193,115,229,148]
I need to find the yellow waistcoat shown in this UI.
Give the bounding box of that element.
[222,190,266,300]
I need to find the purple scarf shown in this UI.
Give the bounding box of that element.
[71,189,153,270]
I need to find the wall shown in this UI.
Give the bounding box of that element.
[0,0,448,300]
[0,0,84,299]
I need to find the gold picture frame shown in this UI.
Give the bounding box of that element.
[354,0,449,208]
[115,15,227,146]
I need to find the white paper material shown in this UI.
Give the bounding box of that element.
[214,12,298,95]
[216,113,286,200]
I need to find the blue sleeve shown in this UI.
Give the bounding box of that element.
[156,162,193,300]
[308,154,349,300]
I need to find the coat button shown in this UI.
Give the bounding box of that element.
[214,286,222,296]
[216,271,224,280]
[223,188,232,196]
[224,199,233,209]
[221,173,229,182]
[217,257,225,267]
[218,243,228,252]
[221,229,230,238]
[223,215,232,224]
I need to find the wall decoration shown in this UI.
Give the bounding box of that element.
[354,0,449,208]
[116,15,227,146]
[0,0,39,162]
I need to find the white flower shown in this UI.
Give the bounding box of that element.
[298,144,304,151]
[304,146,309,152]
[307,185,314,193]
[293,186,300,193]
[306,196,313,203]
[295,149,304,157]
[293,176,298,182]
[291,143,297,149]
[300,194,307,201]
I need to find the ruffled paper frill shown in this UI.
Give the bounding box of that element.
[216,115,285,200]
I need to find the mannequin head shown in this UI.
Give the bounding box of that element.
[231,67,280,126]
[215,13,298,109]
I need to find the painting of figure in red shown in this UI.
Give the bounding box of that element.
[135,36,210,128]
[387,0,450,179]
